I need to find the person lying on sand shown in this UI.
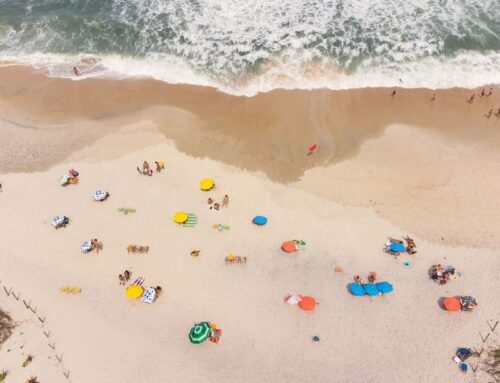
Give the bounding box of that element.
[213,203,220,211]
[190,250,201,257]
[208,198,213,205]
[155,161,165,172]
[124,270,131,282]
[155,286,162,296]
[91,239,103,253]
[119,274,125,286]
[142,161,152,176]
[222,194,229,208]
[368,272,377,283]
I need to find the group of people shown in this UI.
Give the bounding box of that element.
[137,160,165,176]
[353,271,378,285]
[208,194,229,211]
[60,168,79,186]
[466,87,494,103]
[429,264,457,285]
[485,108,500,119]
[118,270,131,285]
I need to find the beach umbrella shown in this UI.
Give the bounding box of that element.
[189,322,211,344]
[125,285,144,299]
[91,190,108,201]
[252,216,268,225]
[348,282,365,297]
[80,241,92,253]
[443,297,461,312]
[389,243,405,253]
[460,296,477,311]
[284,293,303,305]
[281,241,297,253]
[51,215,66,228]
[142,287,156,304]
[199,178,215,191]
[363,283,379,296]
[375,282,394,294]
[299,296,316,311]
[173,212,188,224]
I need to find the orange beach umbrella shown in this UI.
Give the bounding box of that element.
[443,297,461,312]
[299,296,316,311]
[281,241,297,253]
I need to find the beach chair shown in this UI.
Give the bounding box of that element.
[225,255,247,264]
[183,213,198,227]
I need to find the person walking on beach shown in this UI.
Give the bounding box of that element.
[391,89,396,97]
[430,94,436,101]
[487,88,493,97]
[479,88,486,97]
[495,108,500,118]
[222,194,229,208]
[466,94,475,104]
[485,109,493,118]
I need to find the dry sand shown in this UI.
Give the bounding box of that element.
[0,66,499,383]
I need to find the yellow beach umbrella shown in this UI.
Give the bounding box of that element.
[199,178,215,191]
[173,212,189,224]
[126,285,144,299]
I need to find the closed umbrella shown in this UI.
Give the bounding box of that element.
[252,216,268,225]
[375,282,394,294]
[363,283,379,296]
[126,285,144,299]
[299,296,316,311]
[348,282,365,296]
[281,241,297,253]
[443,297,461,312]
[199,178,215,191]
[189,322,212,344]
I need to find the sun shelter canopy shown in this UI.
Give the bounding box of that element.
[92,190,108,201]
[389,243,406,252]
[189,322,211,344]
[173,212,189,224]
[126,285,144,299]
[375,282,394,294]
[299,296,316,311]
[199,178,215,191]
[284,293,302,305]
[253,216,268,225]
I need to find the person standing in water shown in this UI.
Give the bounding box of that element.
[73,67,79,76]
[391,89,396,97]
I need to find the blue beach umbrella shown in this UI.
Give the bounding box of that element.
[348,282,365,297]
[253,216,268,225]
[375,282,394,294]
[389,243,406,253]
[363,283,380,296]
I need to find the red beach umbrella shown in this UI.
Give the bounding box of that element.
[281,241,297,253]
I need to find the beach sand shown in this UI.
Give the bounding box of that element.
[0,66,499,382]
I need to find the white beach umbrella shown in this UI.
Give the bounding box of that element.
[51,215,66,228]
[80,241,92,253]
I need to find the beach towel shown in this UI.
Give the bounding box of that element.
[59,174,70,186]
[80,241,92,253]
[142,287,156,304]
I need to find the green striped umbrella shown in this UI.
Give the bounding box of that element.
[189,322,211,344]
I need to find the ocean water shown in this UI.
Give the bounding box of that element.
[0,0,499,95]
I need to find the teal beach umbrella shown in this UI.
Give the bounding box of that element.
[189,322,211,344]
